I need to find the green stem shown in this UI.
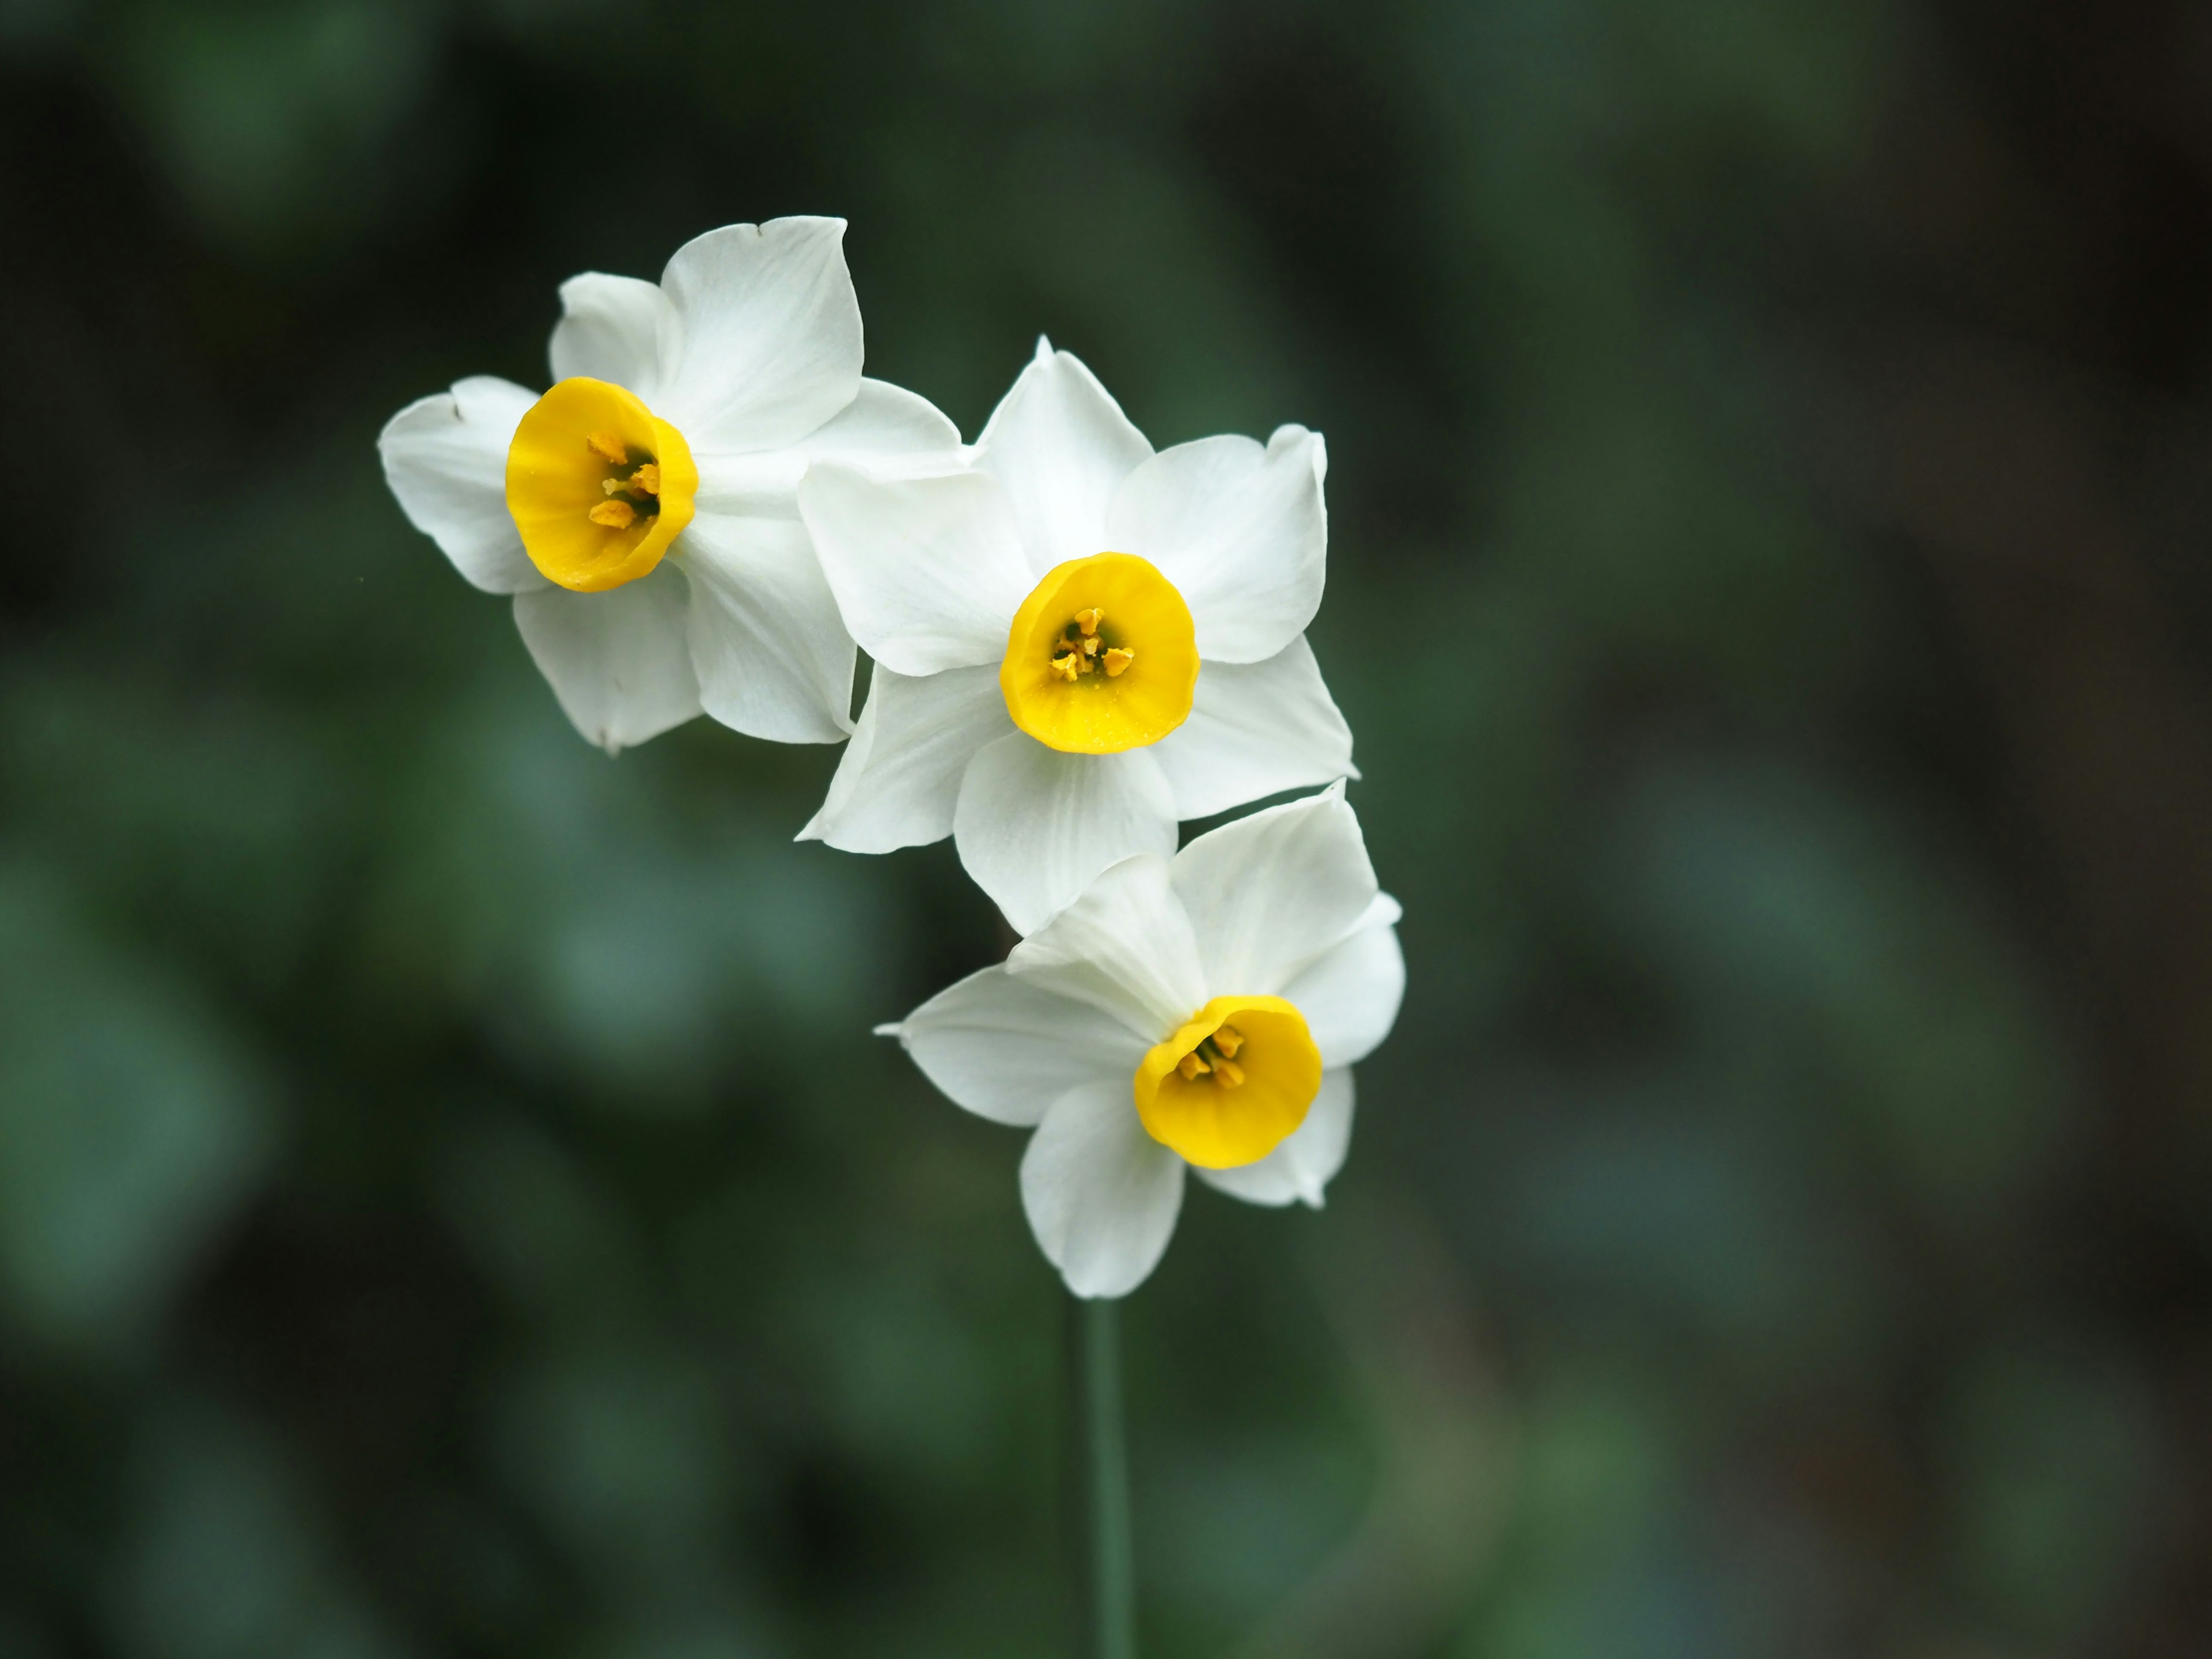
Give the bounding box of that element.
[1070,1293,1137,1659]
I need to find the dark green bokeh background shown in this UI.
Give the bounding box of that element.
[6,0,2212,1653]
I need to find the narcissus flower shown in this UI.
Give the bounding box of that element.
[881,786,1403,1298]
[378,217,960,753]
[799,339,1354,931]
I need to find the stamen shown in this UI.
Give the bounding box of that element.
[1212,1025,1244,1058]
[1177,1051,1211,1081]
[1103,647,1135,677]
[585,430,628,465]
[1075,608,1104,636]
[630,463,661,495]
[1050,652,1082,683]
[1213,1059,1245,1089]
[589,499,638,529]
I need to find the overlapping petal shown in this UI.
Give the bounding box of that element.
[802,465,1034,676]
[1150,636,1355,820]
[1170,785,1380,994]
[512,562,701,754]
[974,340,1152,573]
[889,967,1150,1128]
[547,273,671,398]
[1195,1068,1356,1209]
[801,663,1011,852]
[655,218,863,453]
[377,377,547,595]
[696,380,963,517]
[1105,425,1326,662]
[1007,854,1206,1040]
[953,737,1177,935]
[1021,1080,1186,1300]
[679,512,855,744]
[1280,912,1404,1068]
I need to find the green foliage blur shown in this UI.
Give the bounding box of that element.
[6,0,2210,1653]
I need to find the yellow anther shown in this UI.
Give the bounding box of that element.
[585,430,628,465]
[1050,652,1082,683]
[630,463,661,496]
[1211,1025,1244,1058]
[1075,608,1104,636]
[1103,647,1135,677]
[1176,1051,1211,1081]
[1213,1058,1245,1089]
[589,499,638,529]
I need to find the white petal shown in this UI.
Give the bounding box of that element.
[892,966,1150,1128]
[511,562,701,754]
[1170,784,1378,993]
[1007,854,1207,1041]
[1152,636,1355,820]
[974,339,1151,574]
[695,380,965,518]
[1021,1080,1185,1299]
[1104,425,1326,663]
[954,736,1177,936]
[1279,918,1403,1067]
[655,218,862,453]
[1196,1068,1355,1210]
[547,272,672,399]
[801,663,1010,853]
[801,464,1033,675]
[378,376,548,594]
[802,377,964,467]
[677,512,854,744]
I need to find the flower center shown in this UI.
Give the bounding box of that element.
[999,552,1198,754]
[1131,994,1321,1169]
[505,377,698,593]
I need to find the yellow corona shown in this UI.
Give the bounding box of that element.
[1132,994,1321,1168]
[505,377,698,592]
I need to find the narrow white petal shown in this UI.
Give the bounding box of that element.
[694,379,965,518]
[801,464,1033,676]
[547,272,672,399]
[1170,785,1378,993]
[1021,1079,1186,1298]
[1007,854,1207,1041]
[973,340,1151,574]
[1196,1067,1355,1210]
[677,512,854,744]
[801,662,1010,853]
[1279,920,1404,1067]
[892,966,1150,1128]
[655,217,862,453]
[1152,636,1355,820]
[954,736,1177,936]
[511,562,701,753]
[377,377,548,595]
[1105,425,1326,662]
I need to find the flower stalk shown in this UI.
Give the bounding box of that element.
[1070,1293,1137,1659]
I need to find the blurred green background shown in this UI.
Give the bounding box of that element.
[6,0,2212,1653]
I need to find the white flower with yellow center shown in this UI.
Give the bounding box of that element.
[881,786,1402,1298]
[798,339,1355,931]
[377,217,960,753]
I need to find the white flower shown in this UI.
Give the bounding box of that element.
[377,217,961,753]
[881,786,1403,1298]
[797,338,1355,932]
